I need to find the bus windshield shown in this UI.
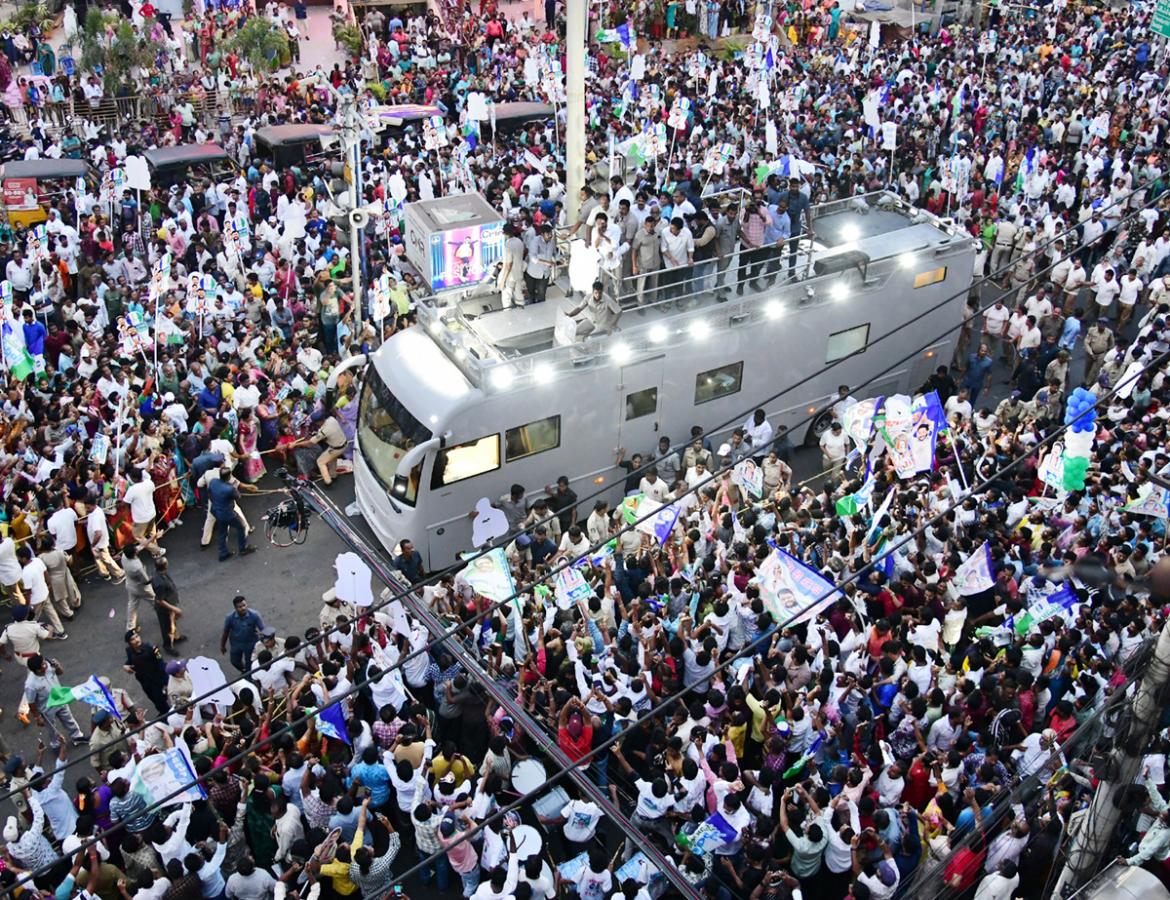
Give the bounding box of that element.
[357,369,432,505]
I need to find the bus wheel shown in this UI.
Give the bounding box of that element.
[803,408,836,448]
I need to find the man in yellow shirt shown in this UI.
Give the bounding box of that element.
[431,742,475,786]
[315,800,369,896]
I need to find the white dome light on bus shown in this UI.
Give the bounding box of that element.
[649,325,668,344]
[689,321,710,341]
[534,363,556,384]
[491,366,515,390]
[832,284,850,302]
[611,342,632,363]
[899,252,917,269]
[840,223,860,242]
[765,300,784,320]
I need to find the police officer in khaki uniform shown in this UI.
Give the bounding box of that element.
[1083,319,1116,384]
[294,409,349,486]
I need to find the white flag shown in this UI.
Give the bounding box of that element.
[954,542,995,596]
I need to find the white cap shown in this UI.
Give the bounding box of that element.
[3,816,18,842]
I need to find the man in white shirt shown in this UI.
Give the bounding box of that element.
[973,860,1020,900]
[1023,287,1054,323]
[1118,268,1144,330]
[123,468,166,561]
[46,503,79,554]
[0,535,25,604]
[5,251,33,302]
[638,469,671,502]
[1091,267,1120,322]
[982,299,1011,361]
[17,545,65,637]
[1062,260,1087,314]
[819,421,849,477]
[945,387,974,423]
[232,373,262,412]
[87,503,125,582]
[743,408,774,460]
[659,217,694,301]
[560,799,602,853]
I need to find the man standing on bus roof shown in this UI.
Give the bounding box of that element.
[524,223,556,305]
[743,410,774,463]
[498,223,526,309]
[544,476,578,531]
[783,177,811,274]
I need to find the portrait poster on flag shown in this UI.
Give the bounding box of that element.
[130,745,206,805]
[553,565,593,609]
[1124,484,1170,519]
[954,542,995,595]
[733,458,764,499]
[632,497,681,543]
[461,547,519,611]
[753,549,841,627]
[683,813,738,855]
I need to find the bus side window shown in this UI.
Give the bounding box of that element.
[430,434,501,489]
[505,415,561,462]
[626,388,658,420]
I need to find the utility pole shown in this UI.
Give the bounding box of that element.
[565,0,587,226]
[1051,608,1170,896]
[335,91,365,336]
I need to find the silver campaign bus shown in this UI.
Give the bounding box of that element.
[352,190,977,566]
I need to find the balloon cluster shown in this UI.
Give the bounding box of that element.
[1061,387,1098,490]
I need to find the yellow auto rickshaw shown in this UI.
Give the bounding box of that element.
[0,159,99,229]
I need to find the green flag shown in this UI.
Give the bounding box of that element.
[620,493,645,525]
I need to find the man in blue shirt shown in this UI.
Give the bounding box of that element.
[963,343,995,406]
[198,378,223,415]
[761,199,792,287]
[21,308,46,369]
[220,594,264,672]
[528,526,557,565]
[783,178,811,275]
[208,469,255,563]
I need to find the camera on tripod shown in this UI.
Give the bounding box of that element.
[263,495,311,547]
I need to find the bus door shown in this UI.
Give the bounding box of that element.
[618,357,665,461]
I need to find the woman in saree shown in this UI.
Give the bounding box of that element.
[151,438,185,529]
[256,392,280,453]
[237,408,266,483]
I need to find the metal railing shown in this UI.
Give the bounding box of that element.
[10,88,268,135]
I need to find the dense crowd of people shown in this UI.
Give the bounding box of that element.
[0,0,1169,898]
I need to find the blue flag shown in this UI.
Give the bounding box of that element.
[652,503,681,544]
[316,703,351,745]
[755,548,843,627]
[1047,583,1077,611]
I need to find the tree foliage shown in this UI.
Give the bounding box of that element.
[227,17,291,73]
[76,7,165,93]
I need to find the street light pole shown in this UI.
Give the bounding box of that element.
[1051,608,1170,896]
[565,0,587,226]
[335,92,365,337]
